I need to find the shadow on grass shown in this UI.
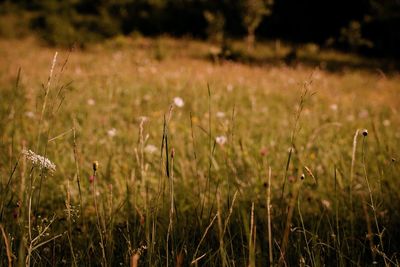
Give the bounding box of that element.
[204,47,400,74]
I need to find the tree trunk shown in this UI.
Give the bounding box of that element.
[246,29,255,52]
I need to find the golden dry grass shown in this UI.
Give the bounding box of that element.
[0,35,399,266]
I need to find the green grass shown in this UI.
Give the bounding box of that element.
[0,36,399,266]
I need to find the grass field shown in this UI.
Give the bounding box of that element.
[0,36,399,266]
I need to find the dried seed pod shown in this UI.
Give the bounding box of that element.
[93,161,99,172]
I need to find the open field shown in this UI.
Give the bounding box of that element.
[0,36,400,266]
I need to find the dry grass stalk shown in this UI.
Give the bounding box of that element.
[267,167,273,266]
[72,123,83,220]
[191,213,218,265]
[217,190,227,267]
[304,166,317,185]
[66,180,78,266]
[223,190,239,236]
[0,224,12,267]
[36,51,58,152]
[280,181,301,265]
[17,141,27,266]
[248,202,255,267]
[130,253,140,267]
[92,161,107,266]
[360,194,376,262]
[166,147,175,266]
[361,135,389,266]
[350,129,359,197]
[176,250,184,267]
[349,129,360,240]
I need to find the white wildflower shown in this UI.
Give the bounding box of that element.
[173,97,184,108]
[346,115,355,122]
[354,183,363,190]
[150,66,157,74]
[209,46,221,55]
[22,149,56,173]
[138,116,148,123]
[321,199,331,210]
[383,120,390,127]
[316,164,323,173]
[87,98,95,106]
[358,109,369,119]
[107,128,117,137]
[25,111,35,118]
[216,111,225,118]
[143,94,151,101]
[215,135,227,146]
[144,144,158,154]
[74,67,82,75]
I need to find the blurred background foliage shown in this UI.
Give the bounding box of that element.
[0,0,399,58]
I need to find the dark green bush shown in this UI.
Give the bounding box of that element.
[0,3,31,38]
[1,0,399,58]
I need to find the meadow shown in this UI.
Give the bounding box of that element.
[0,36,399,266]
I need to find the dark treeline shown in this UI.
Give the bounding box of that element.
[1,0,400,58]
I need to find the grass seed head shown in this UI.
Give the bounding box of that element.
[93,161,99,172]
